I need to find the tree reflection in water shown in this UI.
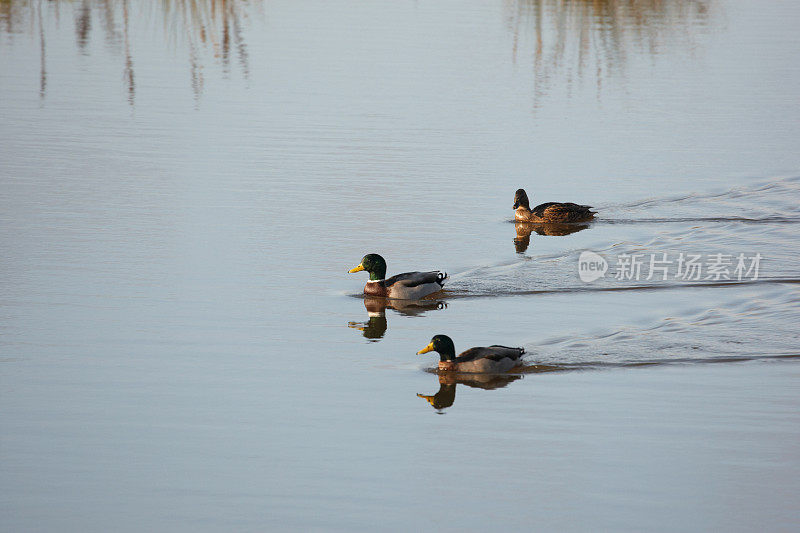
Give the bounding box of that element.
[0,0,254,104]
[506,0,712,106]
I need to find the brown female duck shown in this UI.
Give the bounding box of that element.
[513,188,595,223]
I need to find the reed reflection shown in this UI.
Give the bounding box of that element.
[347,297,447,342]
[513,221,590,253]
[507,0,712,105]
[417,372,522,412]
[1,0,254,104]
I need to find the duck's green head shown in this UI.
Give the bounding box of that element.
[513,188,530,210]
[348,253,387,281]
[417,334,457,361]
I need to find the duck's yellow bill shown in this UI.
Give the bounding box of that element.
[417,342,434,355]
[348,264,365,273]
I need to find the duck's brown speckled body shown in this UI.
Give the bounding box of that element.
[514,188,595,223]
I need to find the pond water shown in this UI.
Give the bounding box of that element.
[1,1,799,531]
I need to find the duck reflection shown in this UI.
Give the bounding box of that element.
[513,221,590,253]
[417,372,522,412]
[347,297,447,342]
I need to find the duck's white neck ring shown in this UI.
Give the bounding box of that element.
[366,279,385,283]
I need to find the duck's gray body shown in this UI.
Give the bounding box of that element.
[365,271,447,299]
[449,345,525,373]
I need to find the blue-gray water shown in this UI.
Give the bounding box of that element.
[1,1,799,531]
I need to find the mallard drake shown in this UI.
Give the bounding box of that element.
[513,188,595,223]
[416,334,525,373]
[348,253,447,300]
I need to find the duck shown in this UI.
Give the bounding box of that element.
[513,188,595,223]
[348,253,447,299]
[416,334,525,373]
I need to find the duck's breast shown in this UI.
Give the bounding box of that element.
[364,282,388,297]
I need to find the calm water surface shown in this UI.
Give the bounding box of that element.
[1,1,799,531]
